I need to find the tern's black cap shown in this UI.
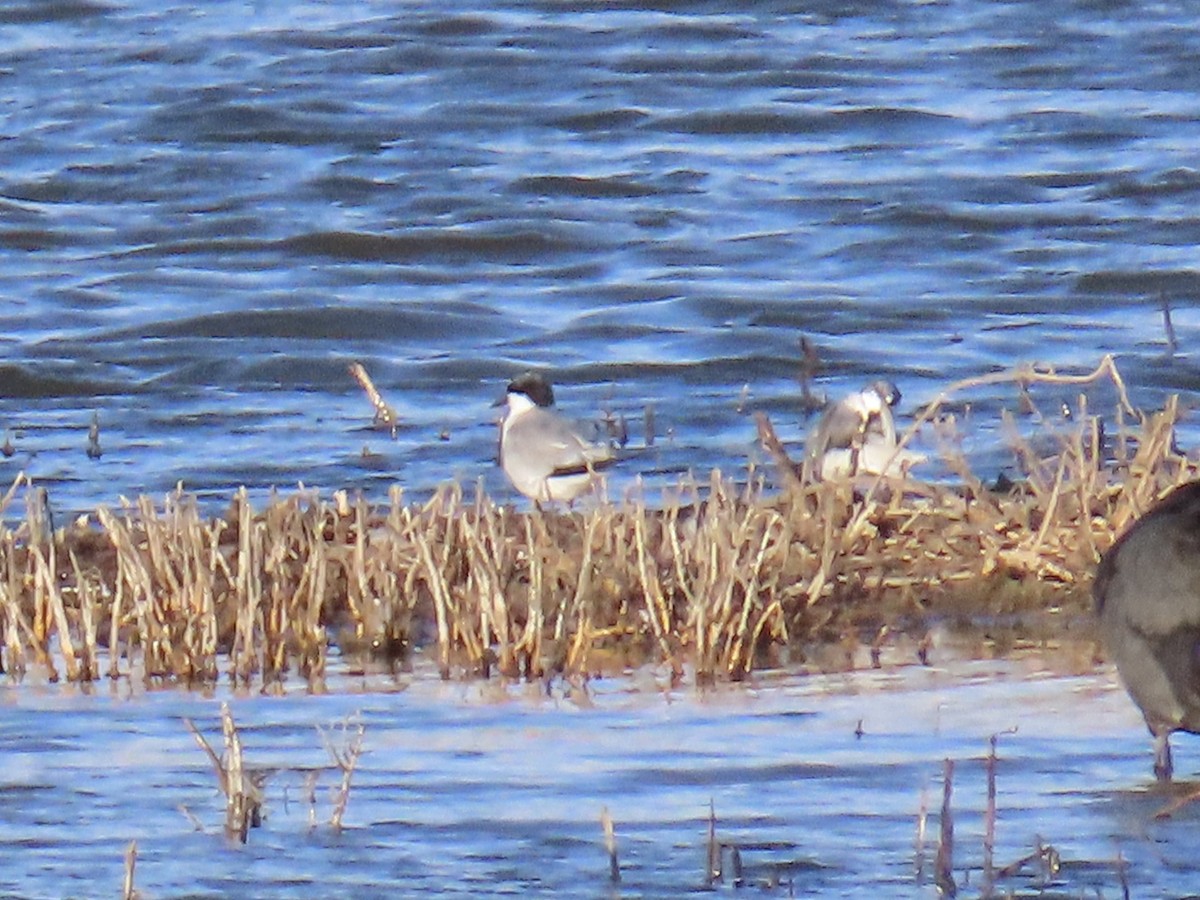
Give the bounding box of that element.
[506,372,556,408]
[868,379,901,407]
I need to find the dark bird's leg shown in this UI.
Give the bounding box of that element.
[1153,730,1174,782]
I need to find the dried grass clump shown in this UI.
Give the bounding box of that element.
[0,357,1194,689]
[184,703,265,843]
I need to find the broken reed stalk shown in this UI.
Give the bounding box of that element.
[415,515,453,680]
[914,782,928,882]
[1,556,26,680]
[0,470,27,519]
[221,701,257,843]
[600,806,620,884]
[349,361,400,437]
[184,703,262,844]
[323,716,365,832]
[983,734,997,890]
[122,840,137,900]
[705,799,721,886]
[979,727,1019,897]
[934,758,956,898]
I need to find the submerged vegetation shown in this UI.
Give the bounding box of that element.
[0,357,1193,690]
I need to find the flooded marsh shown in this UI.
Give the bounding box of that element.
[5,645,1200,898]
[2,369,1200,896]
[0,359,1186,692]
[5,0,1200,893]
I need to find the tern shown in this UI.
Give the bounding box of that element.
[805,380,924,480]
[496,372,615,504]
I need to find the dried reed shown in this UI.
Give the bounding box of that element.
[705,799,721,887]
[184,703,265,843]
[321,715,365,832]
[349,361,400,437]
[600,806,619,884]
[121,839,137,900]
[0,358,1192,688]
[934,758,956,897]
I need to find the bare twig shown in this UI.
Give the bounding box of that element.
[706,799,721,886]
[934,758,956,897]
[601,806,620,884]
[323,716,366,832]
[122,840,137,900]
[754,411,803,490]
[349,362,400,437]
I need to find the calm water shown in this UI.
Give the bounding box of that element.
[0,0,1198,517]
[4,2,1200,896]
[3,641,1200,898]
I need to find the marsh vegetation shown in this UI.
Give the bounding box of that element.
[0,358,1185,693]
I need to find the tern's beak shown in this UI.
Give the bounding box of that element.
[491,391,508,409]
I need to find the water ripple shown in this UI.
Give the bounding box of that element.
[0,0,1196,520]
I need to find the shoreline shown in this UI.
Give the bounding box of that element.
[0,360,1191,692]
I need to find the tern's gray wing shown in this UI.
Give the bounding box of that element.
[806,399,865,461]
[508,407,612,476]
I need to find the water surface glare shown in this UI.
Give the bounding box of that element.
[3,650,1200,897]
[4,3,1200,895]
[0,1,1198,515]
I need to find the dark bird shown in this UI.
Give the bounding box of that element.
[1095,480,1200,781]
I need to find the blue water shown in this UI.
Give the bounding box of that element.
[0,0,1197,517]
[3,2,1200,895]
[2,643,1195,898]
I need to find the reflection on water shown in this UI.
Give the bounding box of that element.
[4,2,1200,895]
[3,640,1199,897]
[0,1,1198,517]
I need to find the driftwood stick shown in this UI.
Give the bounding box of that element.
[754,412,803,490]
[349,362,400,437]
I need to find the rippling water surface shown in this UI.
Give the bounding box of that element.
[4,2,1200,896]
[1,0,1198,515]
[4,643,1200,898]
